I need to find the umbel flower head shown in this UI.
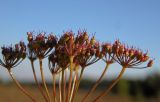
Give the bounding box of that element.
[49,30,103,72]
[74,36,101,68]
[112,40,153,68]
[58,31,87,57]
[49,31,88,71]
[0,41,26,70]
[27,32,57,59]
[48,47,70,74]
[101,42,115,64]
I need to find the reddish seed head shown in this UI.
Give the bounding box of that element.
[27,32,57,59]
[118,45,125,54]
[36,33,46,41]
[112,40,121,53]
[15,44,19,50]
[48,34,54,41]
[141,54,149,62]
[147,60,153,67]
[27,32,33,41]
[111,40,153,68]
[102,43,112,55]
[0,42,26,69]
[105,43,112,50]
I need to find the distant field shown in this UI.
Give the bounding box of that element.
[0,84,159,102]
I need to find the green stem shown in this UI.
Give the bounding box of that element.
[31,60,48,102]
[39,59,52,102]
[82,64,110,102]
[8,70,37,102]
[92,67,126,102]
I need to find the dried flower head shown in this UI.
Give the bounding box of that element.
[48,48,70,74]
[101,43,115,64]
[74,36,100,68]
[112,40,153,68]
[27,32,57,59]
[147,59,154,67]
[75,30,89,45]
[58,31,86,57]
[0,42,26,70]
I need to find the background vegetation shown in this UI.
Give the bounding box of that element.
[0,72,159,102]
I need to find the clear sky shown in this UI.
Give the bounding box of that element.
[0,0,160,81]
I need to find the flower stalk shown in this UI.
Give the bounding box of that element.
[39,59,52,102]
[31,60,48,102]
[66,56,74,102]
[92,67,126,102]
[82,64,110,102]
[8,69,37,102]
[59,72,62,102]
[52,73,57,102]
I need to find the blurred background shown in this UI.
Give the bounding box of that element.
[0,0,160,102]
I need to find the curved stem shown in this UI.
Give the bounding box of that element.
[39,59,52,102]
[82,64,110,102]
[71,68,84,102]
[66,56,74,102]
[8,70,37,102]
[30,60,48,102]
[52,74,57,102]
[92,67,126,102]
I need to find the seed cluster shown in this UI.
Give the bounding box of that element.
[0,41,26,69]
[103,40,153,68]
[27,32,57,59]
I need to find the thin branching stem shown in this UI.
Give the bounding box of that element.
[69,69,78,102]
[92,67,126,102]
[66,56,74,102]
[63,68,68,102]
[31,60,48,102]
[71,67,85,102]
[82,64,110,102]
[61,69,65,102]
[8,69,37,102]
[59,72,62,102]
[39,59,52,102]
[52,73,57,102]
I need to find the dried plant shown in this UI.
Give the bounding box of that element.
[0,30,153,102]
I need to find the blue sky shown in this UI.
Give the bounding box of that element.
[0,0,160,81]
